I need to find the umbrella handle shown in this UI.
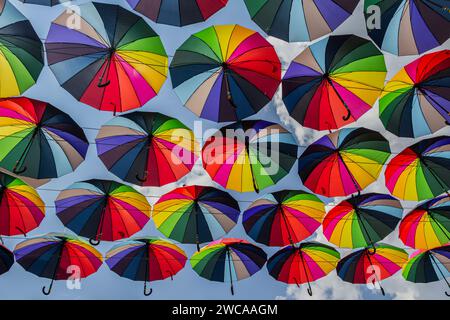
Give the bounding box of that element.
[144,282,153,296]
[42,278,54,296]
[13,164,27,175]
[196,242,200,252]
[97,79,111,88]
[380,286,386,296]
[445,291,450,297]
[89,238,101,246]
[230,284,234,296]
[367,244,377,255]
[342,109,351,121]
[136,172,148,183]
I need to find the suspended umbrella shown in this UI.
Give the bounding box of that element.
[56,179,151,245]
[282,34,387,131]
[17,0,69,5]
[0,97,88,179]
[267,242,340,296]
[45,2,168,114]
[298,127,391,197]
[364,0,450,56]
[0,244,13,276]
[380,50,450,138]
[243,190,325,246]
[96,112,199,187]
[202,120,298,193]
[14,233,103,295]
[153,185,240,250]
[170,24,281,122]
[106,237,187,296]
[385,136,450,201]
[191,238,267,295]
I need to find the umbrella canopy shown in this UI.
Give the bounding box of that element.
[17,0,68,5]
[0,97,88,179]
[153,185,240,249]
[364,0,450,56]
[298,127,391,197]
[56,179,151,245]
[380,50,450,138]
[243,190,325,247]
[106,237,187,296]
[45,2,168,113]
[385,136,450,201]
[202,120,298,193]
[96,112,199,187]
[282,34,387,131]
[0,244,13,276]
[170,24,281,122]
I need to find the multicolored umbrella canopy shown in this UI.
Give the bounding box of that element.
[170,24,281,122]
[190,238,267,295]
[380,50,450,138]
[0,244,13,276]
[243,190,325,247]
[96,112,199,187]
[323,193,403,250]
[202,120,298,193]
[56,180,151,245]
[0,0,44,98]
[127,0,228,26]
[385,136,450,201]
[0,97,88,179]
[17,0,68,5]
[400,194,450,250]
[282,35,387,131]
[153,186,240,249]
[45,2,168,113]
[106,237,187,296]
[14,233,103,295]
[298,127,391,197]
[364,0,450,56]
[244,0,359,42]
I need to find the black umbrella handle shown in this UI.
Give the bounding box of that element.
[144,281,153,296]
[42,278,54,296]
[136,172,148,183]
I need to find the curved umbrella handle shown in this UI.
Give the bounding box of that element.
[89,238,101,246]
[144,283,153,296]
[42,286,52,296]
[97,79,111,88]
[367,244,377,255]
[136,172,148,183]
[306,281,313,297]
[342,109,351,121]
[445,291,450,297]
[13,165,27,175]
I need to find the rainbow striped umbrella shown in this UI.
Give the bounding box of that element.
[0,244,13,276]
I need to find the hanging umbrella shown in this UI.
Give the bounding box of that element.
[0,97,88,179]
[400,194,450,250]
[380,50,450,138]
[0,244,13,276]
[298,127,391,197]
[106,237,187,296]
[126,0,228,27]
[14,233,103,295]
[385,136,450,201]
[337,243,408,296]
[17,0,69,5]
[282,34,387,131]
[190,238,267,295]
[243,190,325,246]
[45,2,168,113]
[56,179,151,245]
[170,24,281,123]
[364,0,450,56]
[153,185,240,250]
[202,120,298,193]
[267,242,340,296]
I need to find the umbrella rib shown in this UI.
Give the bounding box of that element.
[428,213,450,242]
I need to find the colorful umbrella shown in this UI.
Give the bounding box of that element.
[106,237,187,296]
[380,50,450,138]
[17,0,68,5]
[298,127,391,197]
[364,0,450,56]
[170,24,281,122]
[45,2,168,113]
[243,190,325,246]
[282,34,387,131]
[96,112,199,187]
[400,194,450,250]
[202,120,298,193]
[14,233,103,295]
[0,244,13,276]
[0,97,88,179]
[385,136,450,201]
[56,179,151,245]
[190,238,267,295]
[153,185,240,250]
[127,0,228,26]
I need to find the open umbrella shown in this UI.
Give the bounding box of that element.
[202,120,298,193]
[56,179,151,245]
[243,190,325,246]
[45,2,168,113]
[282,34,387,131]
[298,127,391,197]
[170,24,281,122]
[96,112,199,187]
[153,185,240,250]
[380,50,450,138]
[0,244,13,276]
[106,237,187,296]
